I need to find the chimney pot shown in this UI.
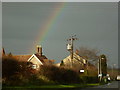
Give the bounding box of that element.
[36,45,42,56]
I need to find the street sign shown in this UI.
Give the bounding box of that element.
[80,70,84,73]
[98,74,102,77]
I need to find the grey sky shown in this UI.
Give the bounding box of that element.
[2,0,119,2]
[2,2,118,67]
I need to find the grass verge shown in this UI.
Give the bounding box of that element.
[2,83,100,89]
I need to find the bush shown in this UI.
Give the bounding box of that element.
[2,56,98,86]
[79,76,99,84]
[2,56,20,79]
[2,56,35,86]
[3,74,29,86]
[39,65,80,84]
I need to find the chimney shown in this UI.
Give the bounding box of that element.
[36,45,42,56]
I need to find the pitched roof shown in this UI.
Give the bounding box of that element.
[7,53,48,65]
[34,54,48,63]
[27,54,49,65]
[13,55,31,62]
[63,53,86,65]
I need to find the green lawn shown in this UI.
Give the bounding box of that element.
[3,83,100,89]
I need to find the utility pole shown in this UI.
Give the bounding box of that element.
[98,55,107,82]
[67,35,78,68]
[98,56,102,82]
[112,64,116,80]
[100,57,102,81]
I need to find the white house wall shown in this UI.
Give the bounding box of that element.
[28,54,43,68]
[63,53,85,66]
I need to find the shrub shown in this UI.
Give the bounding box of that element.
[2,56,20,79]
[2,56,35,86]
[79,76,99,84]
[39,65,80,84]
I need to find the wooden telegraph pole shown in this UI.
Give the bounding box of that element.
[98,54,107,82]
[67,35,78,68]
[99,57,102,82]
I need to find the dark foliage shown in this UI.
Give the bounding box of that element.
[2,56,98,86]
[2,56,54,86]
[2,56,34,86]
[79,76,99,84]
[2,56,20,79]
[39,65,80,84]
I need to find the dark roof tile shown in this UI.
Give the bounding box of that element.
[34,54,47,63]
[13,55,31,62]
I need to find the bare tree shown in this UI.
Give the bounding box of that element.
[76,47,100,64]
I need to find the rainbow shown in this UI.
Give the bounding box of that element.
[31,2,65,53]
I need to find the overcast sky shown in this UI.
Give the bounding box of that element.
[2,2,118,67]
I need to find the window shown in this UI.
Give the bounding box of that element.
[32,64,37,69]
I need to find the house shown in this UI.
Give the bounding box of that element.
[62,53,87,68]
[54,63,61,67]
[61,52,97,75]
[2,45,54,70]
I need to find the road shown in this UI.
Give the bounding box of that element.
[92,81,119,88]
[81,81,119,90]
